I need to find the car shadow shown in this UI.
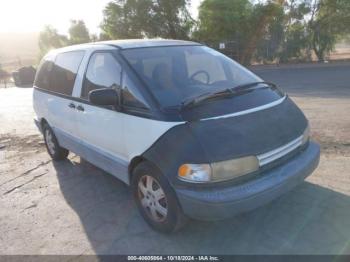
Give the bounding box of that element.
[53,158,350,255]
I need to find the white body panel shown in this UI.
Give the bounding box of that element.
[70,46,182,162]
[33,44,183,184]
[74,102,180,163]
[121,114,181,161]
[34,87,182,184]
[33,90,80,138]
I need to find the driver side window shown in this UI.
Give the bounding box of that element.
[81,52,122,99]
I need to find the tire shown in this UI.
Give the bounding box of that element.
[42,123,69,161]
[131,161,188,233]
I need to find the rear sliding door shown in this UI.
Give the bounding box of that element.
[34,51,85,144]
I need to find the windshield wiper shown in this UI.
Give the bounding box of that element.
[231,81,276,93]
[181,89,234,109]
[180,81,275,110]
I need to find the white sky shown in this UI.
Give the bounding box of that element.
[0,0,202,35]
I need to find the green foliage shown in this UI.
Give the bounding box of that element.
[255,4,285,63]
[38,25,68,58]
[242,1,284,64]
[101,0,194,39]
[68,20,91,44]
[195,0,350,63]
[279,22,310,62]
[194,0,284,64]
[193,0,255,63]
[36,0,350,64]
[38,20,92,59]
[194,0,253,43]
[308,0,350,61]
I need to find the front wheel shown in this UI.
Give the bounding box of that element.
[131,162,187,233]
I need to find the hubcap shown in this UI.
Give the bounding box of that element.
[45,129,55,155]
[138,175,168,222]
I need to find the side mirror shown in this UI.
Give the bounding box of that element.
[88,88,119,107]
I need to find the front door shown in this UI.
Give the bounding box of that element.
[74,52,128,182]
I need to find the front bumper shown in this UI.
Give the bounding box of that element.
[175,141,320,221]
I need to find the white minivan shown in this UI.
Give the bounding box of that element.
[33,39,320,232]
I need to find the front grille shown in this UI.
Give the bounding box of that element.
[257,135,303,166]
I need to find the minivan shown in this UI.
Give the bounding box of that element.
[33,39,320,233]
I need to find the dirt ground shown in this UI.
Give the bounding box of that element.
[0,63,350,255]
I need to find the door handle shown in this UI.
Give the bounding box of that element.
[76,105,84,112]
[68,102,76,109]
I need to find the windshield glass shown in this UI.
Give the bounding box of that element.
[121,45,262,108]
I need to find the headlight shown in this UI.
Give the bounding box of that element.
[302,124,310,145]
[211,156,259,181]
[178,164,212,182]
[178,156,259,183]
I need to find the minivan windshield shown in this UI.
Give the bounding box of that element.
[121,45,263,108]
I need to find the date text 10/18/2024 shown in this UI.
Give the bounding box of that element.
[127,256,220,261]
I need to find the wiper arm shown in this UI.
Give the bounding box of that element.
[180,81,277,110]
[181,89,233,109]
[230,81,275,93]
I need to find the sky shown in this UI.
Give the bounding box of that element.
[0,0,202,35]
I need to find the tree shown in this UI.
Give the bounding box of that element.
[68,20,91,44]
[241,1,285,64]
[255,5,285,63]
[38,26,68,58]
[194,0,285,64]
[99,32,112,41]
[308,0,350,61]
[148,0,194,39]
[101,0,194,39]
[194,0,254,62]
[275,0,311,63]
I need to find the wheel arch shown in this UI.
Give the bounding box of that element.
[128,155,163,183]
[40,118,49,128]
[128,156,146,181]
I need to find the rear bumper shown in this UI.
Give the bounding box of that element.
[175,141,320,221]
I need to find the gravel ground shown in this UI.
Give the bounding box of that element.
[0,63,350,255]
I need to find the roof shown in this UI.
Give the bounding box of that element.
[46,39,201,57]
[95,39,200,49]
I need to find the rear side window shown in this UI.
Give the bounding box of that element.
[51,51,85,95]
[34,60,54,90]
[81,52,122,99]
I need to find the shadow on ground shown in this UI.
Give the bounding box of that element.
[53,158,350,255]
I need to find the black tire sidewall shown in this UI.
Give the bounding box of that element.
[42,123,68,160]
[131,161,185,233]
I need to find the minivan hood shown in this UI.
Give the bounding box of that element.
[142,96,308,183]
[187,97,307,162]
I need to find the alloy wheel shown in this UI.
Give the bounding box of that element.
[138,175,168,222]
[45,129,55,155]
